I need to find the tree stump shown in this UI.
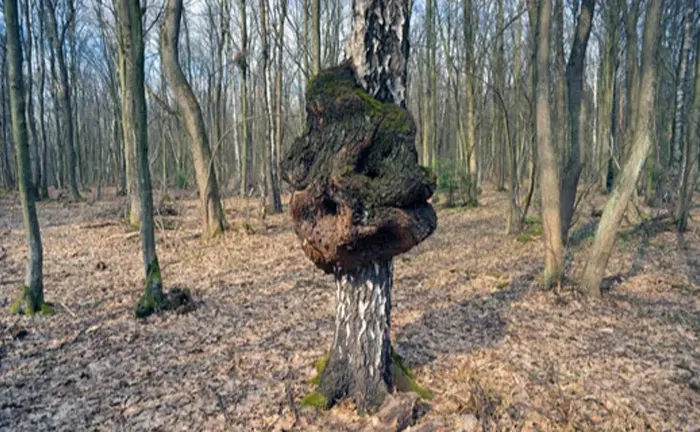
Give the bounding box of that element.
[282,63,436,412]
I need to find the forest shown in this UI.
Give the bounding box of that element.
[0,0,699,429]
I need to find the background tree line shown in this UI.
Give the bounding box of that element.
[1,0,697,303]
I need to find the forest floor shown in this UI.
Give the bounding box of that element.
[0,186,699,431]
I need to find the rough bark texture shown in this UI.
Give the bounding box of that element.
[534,0,564,287]
[348,0,410,108]
[317,261,393,412]
[580,0,662,297]
[160,0,226,239]
[281,65,436,273]
[560,0,595,240]
[5,0,48,315]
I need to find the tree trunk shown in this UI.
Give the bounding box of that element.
[5,0,48,315]
[560,0,595,240]
[312,0,320,75]
[580,0,662,297]
[22,0,41,199]
[275,0,288,201]
[37,0,49,198]
[116,5,140,225]
[312,0,415,412]
[238,0,252,196]
[535,0,564,287]
[676,15,700,232]
[670,0,694,198]
[160,0,226,238]
[318,261,393,412]
[46,0,80,200]
[259,0,282,213]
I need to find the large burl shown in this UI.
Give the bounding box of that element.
[281,64,437,272]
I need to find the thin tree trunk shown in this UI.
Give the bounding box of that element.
[535,0,564,287]
[259,0,282,213]
[22,0,41,199]
[46,0,80,200]
[580,0,663,297]
[676,15,700,232]
[670,0,694,197]
[560,0,595,240]
[312,0,320,75]
[160,0,227,238]
[37,0,49,198]
[238,0,252,196]
[5,0,47,315]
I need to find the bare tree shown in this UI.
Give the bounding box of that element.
[46,0,81,200]
[560,0,595,239]
[534,0,564,287]
[160,0,227,238]
[580,0,663,297]
[5,0,50,315]
[676,11,700,232]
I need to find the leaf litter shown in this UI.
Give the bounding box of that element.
[0,188,698,431]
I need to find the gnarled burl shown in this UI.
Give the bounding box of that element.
[281,64,436,274]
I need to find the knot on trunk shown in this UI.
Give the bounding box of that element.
[282,64,437,273]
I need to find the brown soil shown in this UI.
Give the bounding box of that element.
[1,187,698,431]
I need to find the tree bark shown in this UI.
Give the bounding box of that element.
[676,15,700,232]
[313,0,415,412]
[318,261,393,412]
[160,0,227,238]
[311,0,320,75]
[116,0,140,224]
[670,0,695,198]
[45,0,80,200]
[22,0,41,199]
[238,0,252,196]
[560,0,595,240]
[580,0,663,297]
[5,0,47,315]
[535,0,564,287]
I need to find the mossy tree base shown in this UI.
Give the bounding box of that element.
[300,261,432,414]
[134,260,192,318]
[10,286,55,316]
[302,347,432,411]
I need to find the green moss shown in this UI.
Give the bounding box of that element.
[10,286,53,316]
[40,303,56,316]
[516,234,532,244]
[391,348,433,400]
[135,259,167,318]
[496,281,510,290]
[300,392,331,409]
[310,355,329,385]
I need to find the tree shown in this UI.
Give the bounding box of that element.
[560,0,595,239]
[46,0,81,200]
[115,0,165,316]
[311,0,320,74]
[676,11,700,232]
[670,0,695,199]
[282,0,435,413]
[160,0,227,239]
[259,0,282,213]
[534,0,564,287]
[580,0,663,297]
[237,0,252,196]
[5,0,51,315]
